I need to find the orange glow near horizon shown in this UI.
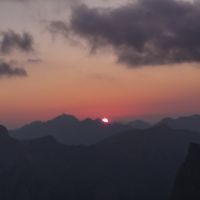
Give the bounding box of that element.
[1,32,200,129]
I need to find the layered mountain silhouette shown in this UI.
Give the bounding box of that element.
[2,122,200,200]
[9,114,133,145]
[10,114,200,145]
[159,114,200,132]
[171,143,200,200]
[127,120,151,129]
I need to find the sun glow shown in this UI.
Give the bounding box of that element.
[102,118,109,123]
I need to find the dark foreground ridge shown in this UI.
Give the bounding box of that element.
[2,123,200,200]
[171,143,200,200]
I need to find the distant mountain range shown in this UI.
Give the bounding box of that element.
[159,114,200,132]
[2,119,200,200]
[9,114,200,145]
[9,114,134,145]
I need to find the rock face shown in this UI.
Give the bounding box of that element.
[171,143,200,200]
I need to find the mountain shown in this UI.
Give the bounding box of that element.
[3,124,200,200]
[159,114,200,132]
[94,125,200,200]
[0,125,37,200]
[9,114,131,145]
[0,125,8,136]
[127,120,151,129]
[171,143,200,200]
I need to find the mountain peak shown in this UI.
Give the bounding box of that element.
[48,114,79,124]
[0,125,8,137]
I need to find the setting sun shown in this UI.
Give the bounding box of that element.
[102,118,109,123]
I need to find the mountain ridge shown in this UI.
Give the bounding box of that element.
[9,114,131,145]
[3,123,200,199]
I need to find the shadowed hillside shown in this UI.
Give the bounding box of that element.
[2,124,200,199]
[171,143,200,200]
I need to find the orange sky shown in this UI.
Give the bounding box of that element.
[1,56,200,128]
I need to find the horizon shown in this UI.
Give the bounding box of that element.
[3,112,200,130]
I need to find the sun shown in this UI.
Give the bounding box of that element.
[102,118,109,123]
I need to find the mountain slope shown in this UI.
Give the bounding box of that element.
[3,124,200,200]
[93,125,200,200]
[0,125,37,200]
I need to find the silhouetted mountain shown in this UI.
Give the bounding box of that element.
[127,120,151,129]
[93,125,200,200]
[0,125,37,200]
[0,125,9,137]
[10,114,131,145]
[171,143,200,200]
[3,124,200,200]
[159,114,200,132]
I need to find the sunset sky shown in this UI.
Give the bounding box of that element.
[1,0,200,128]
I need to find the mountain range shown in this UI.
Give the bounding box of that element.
[9,114,131,145]
[2,114,200,199]
[159,114,200,132]
[9,114,200,145]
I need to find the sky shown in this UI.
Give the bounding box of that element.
[1,0,200,128]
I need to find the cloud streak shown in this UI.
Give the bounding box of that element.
[0,62,27,78]
[0,30,33,54]
[52,0,200,67]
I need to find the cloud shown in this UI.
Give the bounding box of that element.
[48,21,70,38]
[52,0,200,67]
[0,62,27,78]
[0,30,33,79]
[27,58,42,63]
[0,30,33,54]
[0,0,80,5]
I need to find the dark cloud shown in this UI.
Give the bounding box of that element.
[53,0,200,67]
[0,62,27,78]
[48,21,70,38]
[0,30,33,54]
